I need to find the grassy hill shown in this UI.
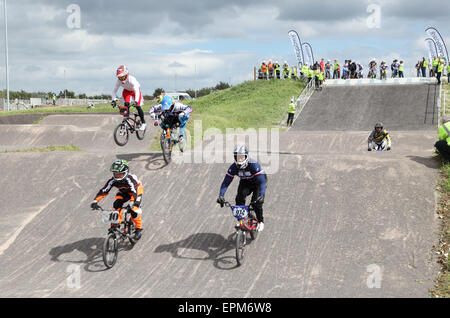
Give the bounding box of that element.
[148,79,306,150]
[187,79,305,133]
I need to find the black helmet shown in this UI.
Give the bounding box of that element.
[375,122,383,129]
[110,159,129,180]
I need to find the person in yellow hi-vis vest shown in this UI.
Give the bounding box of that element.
[435,116,450,162]
[447,63,450,84]
[287,98,296,127]
[314,68,324,90]
[421,57,428,77]
[436,58,444,84]
[301,64,309,81]
[432,57,438,76]
[398,61,404,78]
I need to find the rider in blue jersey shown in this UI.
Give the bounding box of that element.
[217,145,267,232]
[149,95,193,138]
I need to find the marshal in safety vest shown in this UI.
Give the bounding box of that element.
[288,102,296,114]
[439,121,450,145]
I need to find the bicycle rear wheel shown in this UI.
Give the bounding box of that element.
[235,230,246,266]
[114,123,129,146]
[103,232,118,269]
[178,135,186,153]
[249,216,258,241]
[135,118,146,140]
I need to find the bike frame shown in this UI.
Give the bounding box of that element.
[120,112,140,132]
[223,201,258,232]
[99,206,135,240]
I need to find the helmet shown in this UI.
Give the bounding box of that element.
[233,145,249,169]
[110,159,129,181]
[375,122,383,129]
[116,65,129,82]
[161,95,174,111]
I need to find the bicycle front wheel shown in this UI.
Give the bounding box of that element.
[103,232,118,269]
[161,136,172,164]
[135,118,146,140]
[114,123,129,146]
[127,221,137,246]
[235,230,246,266]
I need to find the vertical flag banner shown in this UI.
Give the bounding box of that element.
[302,42,314,66]
[425,38,438,63]
[288,30,304,66]
[425,27,449,64]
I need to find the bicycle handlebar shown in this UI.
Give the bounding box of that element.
[221,200,255,210]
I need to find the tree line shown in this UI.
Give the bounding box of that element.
[0,81,231,101]
[147,81,231,100]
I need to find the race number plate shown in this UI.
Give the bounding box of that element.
[232,205,248,220]
[101,210,120,224]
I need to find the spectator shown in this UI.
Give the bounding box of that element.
[342,60,349,79]
[398,61,404,78]
[290,66,298,80]
[391,59,399,78]
[333,59,340,79]
[421,57,428,77]
[274,61,281,79]
[436,57,444,85]
[325,60,332,79]
[320,58,325,72]
[258,61,268,79]
[435,116,450,163]
[357,62,363,78]
[447,63,450,84]
[282,61,290,79]
[307,66,314,83]
[368,60,377,78]
[380,61,388,80]
[432,56,438,77]
[52,94,56,105]
[415,60,421,77]
[349,60,357,79]
[267,59,274,79]
[314,66,324,89]
[301,63,309,81]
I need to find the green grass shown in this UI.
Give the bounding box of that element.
[149,79,306,150]
[431,161,450,297]
[3,144,83,153]
[443,78,450,117]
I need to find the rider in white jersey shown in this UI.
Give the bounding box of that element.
[112,65,146,131]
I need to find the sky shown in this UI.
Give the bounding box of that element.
[0,0,449,97]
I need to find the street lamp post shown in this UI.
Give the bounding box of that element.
[4,0,9,111]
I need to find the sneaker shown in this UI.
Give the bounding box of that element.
[257,222,264,232]
[138,123,147,131]
[134,228,142,240]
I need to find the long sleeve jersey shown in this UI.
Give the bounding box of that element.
[219,158,267,197]
[112,75,141,101]
[94,174,144,207]
[149,102,193,120]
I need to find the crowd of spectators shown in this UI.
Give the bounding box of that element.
[258,56,449,87]
[415,56,448,84]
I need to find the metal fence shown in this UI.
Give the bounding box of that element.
[279,78,315,128]
[0,98,109,111]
